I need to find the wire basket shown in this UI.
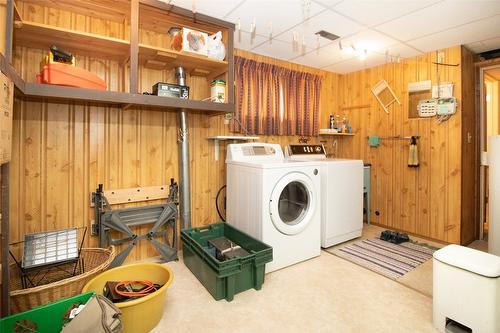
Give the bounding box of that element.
[9,247,115,314]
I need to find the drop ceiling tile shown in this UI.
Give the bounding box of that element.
[323,54,387,74]
[407,15,500,53]
[169,0,243,19]
[251,38,303,60]
[234,31,268,51]
[383,43,423,60]
[466,36,500,54]
[333,0,440,27]
[274,10,364,48]
[341,29,399,53]
[292,44,355,68]
[377,1,500,42]
[225,0,325,36]
[312,0,344,9]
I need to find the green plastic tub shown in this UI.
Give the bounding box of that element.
[0,292,95,333]
[181,223,273,301]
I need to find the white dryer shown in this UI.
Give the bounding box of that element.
[226,143,321,273]
[285,144,363,248]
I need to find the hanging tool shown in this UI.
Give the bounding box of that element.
[408,136,419,167]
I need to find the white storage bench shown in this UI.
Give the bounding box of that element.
[433,245,500,333]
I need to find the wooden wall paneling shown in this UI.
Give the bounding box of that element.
[401,59,419,235]
[444,47,462,243]
[8,2,474,263]
[336,46,465,243]
[416,56,432,238]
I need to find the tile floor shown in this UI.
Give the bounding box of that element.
[151,224,441,333]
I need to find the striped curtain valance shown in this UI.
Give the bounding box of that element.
[233,56,322,136]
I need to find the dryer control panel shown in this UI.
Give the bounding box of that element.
[226,143,284,162]
[285,144,326,159]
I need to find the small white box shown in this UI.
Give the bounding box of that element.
[182,27,208,56]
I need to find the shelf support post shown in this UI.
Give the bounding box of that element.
[1,163,10,317]
[1,0,13,318]
[176,67,191,230]
[130,0,139,94]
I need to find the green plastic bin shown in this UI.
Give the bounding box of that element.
[181,223,272,301]
[0,292,95,333]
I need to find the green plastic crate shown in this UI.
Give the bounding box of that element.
[181,223,273,301]
[0,292,95,333]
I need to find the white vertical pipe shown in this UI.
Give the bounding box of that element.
[489,136,500,256]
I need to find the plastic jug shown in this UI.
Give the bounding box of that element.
[207,31,226,61]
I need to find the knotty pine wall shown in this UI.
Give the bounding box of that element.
[331,45,476,244]
[6,2,341,261]
[5,1,476,262]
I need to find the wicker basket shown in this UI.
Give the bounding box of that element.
[9,247,115,314]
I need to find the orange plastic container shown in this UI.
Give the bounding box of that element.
[37,63,107,90]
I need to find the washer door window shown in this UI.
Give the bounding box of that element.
[269,172,316,235]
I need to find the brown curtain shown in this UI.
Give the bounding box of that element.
[234,56,322,136]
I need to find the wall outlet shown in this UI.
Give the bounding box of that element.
[224,113,233,125]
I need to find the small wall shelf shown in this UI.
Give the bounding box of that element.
[207,136,259,161]
[319,130,355,136]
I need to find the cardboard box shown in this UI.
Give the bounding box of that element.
[0,71,13,165]
[181,27,208,57]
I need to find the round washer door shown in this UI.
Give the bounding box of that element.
[269,171,316,235]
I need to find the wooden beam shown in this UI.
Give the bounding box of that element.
[5,0,13,62]
[1,0,13,317]
[130,0,139,94]
[0,52,25,91]
[475,57,500,68]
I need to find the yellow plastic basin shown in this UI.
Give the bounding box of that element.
[82,263,173,333]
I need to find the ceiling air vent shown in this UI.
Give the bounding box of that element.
[315,30,340,41]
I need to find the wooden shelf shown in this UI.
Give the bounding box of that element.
[14,20,130,61]
[139,44,227,77]
[207,136,259,140]
[22,83,234,113]
[319,131,355,136]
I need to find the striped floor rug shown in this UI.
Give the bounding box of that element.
[332,238,436,280]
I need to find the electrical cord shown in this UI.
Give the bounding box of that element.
[114,280,158,298]
[216,185,226,222]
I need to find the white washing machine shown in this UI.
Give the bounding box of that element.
[226,143,321,273]
[285,144,363,248]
